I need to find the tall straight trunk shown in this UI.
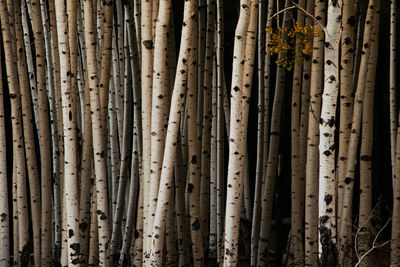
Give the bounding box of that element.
[79,75,93,266]
[114,0,124,143]
[304,1,325,265]
[48,1,64,254]
[290,1,306,265]
[200,0,215,252]
[223,0,250,264]
[118,134,139,267]
[187,11,204,265]
[54,0,81,265]
[318,0,341,265]
[30,0,54,264]
[14,2,42,265]
[39,0,60,263]
[251,0,273,264]
[149,0,195,264]
[391,0,397,188]
[110,23,133,262]
[0,40,10,267]
[357,8,379,265]
[338,1,376,265]
[391,0,400,262]
[197,0,206,139]
[215,0,225,262]
[209,53,218,258]
[83,0,111,265]
[110,26,121,223]
[175,134,191,267]
[21,0,39,135]
[141,0,154,261]
[224,0,258,265]
[257,1,290,265]
[337,0,355,228]
[0,1,29,264]
[147,1,172,258]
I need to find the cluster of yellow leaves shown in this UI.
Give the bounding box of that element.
[266,22,322,71]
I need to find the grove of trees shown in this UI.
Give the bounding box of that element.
[0,0,397,266]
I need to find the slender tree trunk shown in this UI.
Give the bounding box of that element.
[318,1,341,265]
[304,1,325,265]
[187,9,204,265]
[225,0,258,265]
[357,7,379,265]
[54,0,81,265]
[0,39,10,267]
[200,0,215,253]
[391,0,397,189]
[15,3,42,265]
[83,0,111,265]
[79,75,93,266]
[257,1,290,265]
[338,1,377,265]
[0,1,29,264]
[147,1,172,260]
[215,0,226,262]
[337,0,355,230]
[290,1,306,265]
[141,0,154,261]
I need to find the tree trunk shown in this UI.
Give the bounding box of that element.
[318,0,341,265]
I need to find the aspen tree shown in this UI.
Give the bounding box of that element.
[110,24,133,262]
[175,135,192,266]
[48,1,64,253]
[337,0,355,226]
[30,0,54,264]
[117,4,142,265]
[357,7,379,265]
[39,0,60,262]
[83,0,111,265]
[66,0,79,149]
[215,0,226,262]
[5,5,18,265]
[88,184,99,267]
[54,0,81,265]
[304,1,325,265]
[114,0,124,144]
[253,0,266,257]
[298,0,314,190]
[338,1,376,264]
[290,2,306,265]
[141,0,154,261]
[0,43,9,267]
[390,1,400,266]
[0,1,29,264]
[251,1,273,265]
[118,135,139,266]
[223,0,251,264]
[14,2,42,265]
[147,0,172,259]
[21,0,39,134]
[391,0,397,187]
[187,10,205,265]
[200,1,216,252]
[99,0,112,135]
[225,0,258,265]
[151,1,195,266]
[258,1,290,265]
[209,52,218,258]
[110,28,122,220]
[197,0,206,137]
[79,75,93,265]
[318,0,341,265]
